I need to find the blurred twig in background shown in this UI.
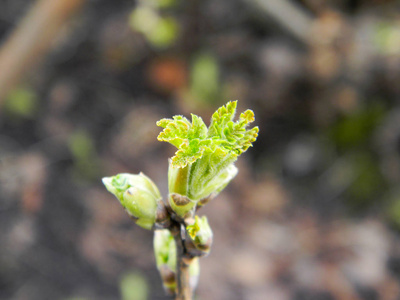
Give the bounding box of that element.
[245,0,313,43]
[0,0,85,107]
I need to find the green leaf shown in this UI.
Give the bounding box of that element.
[157,101,259,169]
[207,100,237,137]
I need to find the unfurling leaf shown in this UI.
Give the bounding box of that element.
[157,101,258,169]
[158,101,258,207]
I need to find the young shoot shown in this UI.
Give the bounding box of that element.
[103,100,258,300]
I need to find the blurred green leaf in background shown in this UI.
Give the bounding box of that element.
[68,130,100,181]
[189,52,220,105]
[330,102,386,150]
[120,272,148,300]
[4,86,38,119]
[129,4,179,49]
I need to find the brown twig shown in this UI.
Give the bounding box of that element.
[244,0,313,44]
[0,0,86,107]
[171,222,193,300]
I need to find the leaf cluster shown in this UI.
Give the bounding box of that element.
[157,101,259,168]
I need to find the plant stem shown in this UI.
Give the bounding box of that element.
[172,223,192,300]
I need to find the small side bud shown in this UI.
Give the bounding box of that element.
[154,229,177,294]
[185,216,213,256]
[102,173,162,230]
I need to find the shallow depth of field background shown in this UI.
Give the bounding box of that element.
[1,0,400,299]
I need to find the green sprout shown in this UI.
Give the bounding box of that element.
[102,101,258,299]
[158,100,258,218]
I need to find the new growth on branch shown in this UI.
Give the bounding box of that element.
[102,100,258,300]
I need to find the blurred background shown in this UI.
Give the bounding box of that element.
[1,0,400,299]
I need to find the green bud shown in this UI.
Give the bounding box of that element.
[154,229,201,294]
[102,173,162,230]
[154,229,177,294]
[186,216,213,256]
[154,229,176,271]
